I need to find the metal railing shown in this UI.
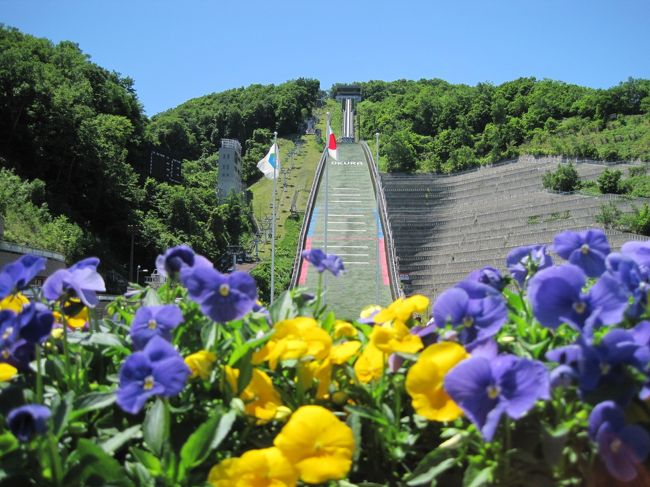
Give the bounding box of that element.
[0,240,65,262]
[361,141,403,299]
[290,148,328,288]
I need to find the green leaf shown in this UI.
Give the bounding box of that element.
[51,391,74,438]
[143,289,162,307]
[406,458,456,485]
[143,398,169,456]
[71,391,116,418]
[65,438,134,487]
[269,290,296,323]
[235,348,254,393]
[131,448,162,476]
[180,414,221,470]
[211,410,237,450]
[0,432,18,457]
[101,425,142,455]
[462,465,494,487]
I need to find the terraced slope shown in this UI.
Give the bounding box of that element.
[382,156,649,299]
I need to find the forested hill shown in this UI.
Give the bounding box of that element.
[0,25,319,285]
[353,78,650,173]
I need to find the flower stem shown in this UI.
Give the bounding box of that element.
[46,434,63,486]
[35,344,43,404]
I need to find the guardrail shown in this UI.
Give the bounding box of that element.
[361,141,404,299]
[0,240,65,262]
[289,148,328,288]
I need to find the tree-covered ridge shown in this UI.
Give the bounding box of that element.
[354,78,650,173]
[0,25,319,286]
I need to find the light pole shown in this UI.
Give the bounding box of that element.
[375,132,380,167]
[136,265,148,285]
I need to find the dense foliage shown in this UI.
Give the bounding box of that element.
[0,25,319,284]
[352,78,650,173]
[3,229,650,485]
[542,162,581,192]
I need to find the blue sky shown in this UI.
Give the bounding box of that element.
[2,0,649,115]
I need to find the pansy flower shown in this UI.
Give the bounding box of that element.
[130,304,183,349]
[604,253,650,319]
[433,281,507,349]
[155,244,196,278]
[0,255,46,299]
[553,228,610,277]
[527,264,629,334]
[43,257,106,307]
[7,404,51,442]
[208,447,298,487]
[444,354,550,441]
[17,302,54,345]
[185,350,217,380]
[225,366,289,423]
[406,342,469,421]
[181,266,257,323]
[0,310,32,369]
[301,249,345,276]
[466,266,506,291]
[273,405,355,484]
[588,401,650,482]
[116,336,190,414]
[506,244,553,286]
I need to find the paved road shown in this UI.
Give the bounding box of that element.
[298,143,392,319]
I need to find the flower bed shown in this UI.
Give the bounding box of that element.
[0,230,650,486]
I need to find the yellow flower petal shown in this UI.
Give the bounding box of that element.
[0,293,28,313]
[208,447,298,487]
[185,350,217,380]
[330,341,361,365]
[334,321,357,338]
[224,367,287,423]
[405,342,469,421]
[274,405,354,484]
[374,295,430,324]
[370,321,423,354]
[0,363,18,382]
[354,343,385,384]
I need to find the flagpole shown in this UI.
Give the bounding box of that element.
[324,113,330,255]
[270,131,278,304]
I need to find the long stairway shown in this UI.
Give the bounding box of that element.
[294,143,394,318]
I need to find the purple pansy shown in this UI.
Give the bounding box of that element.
[116,336,190,414]
[0,255,46,299]
[588,401,650,482]
[604,253,650,319]
[506,244,553,286]
[466,266,506,291]
[155,245,196,278]
[7,404,51,442]
[527,264,629,333]
[0,311,32,369]
[621,240,650,270]
[553,229,610,278]
[43,257,106,307]
[547,330,646,403]
[432,281,507,349]
[130,305,184,350]
[17,303,54,345]
[444,354,550,441]
[181,266,257,323]
[302,249,345,276]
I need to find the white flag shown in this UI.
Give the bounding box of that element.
[257,143,280,180]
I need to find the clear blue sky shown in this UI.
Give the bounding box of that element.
[2,0,649,116]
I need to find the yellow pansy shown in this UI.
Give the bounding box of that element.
[374,295,430,325]
[53,299,89,329]
[0,363,18,382]
[207,447,298,487]
[298,341,360,400]
[274,405,355,484]
[333,320,357,338]
[405,342,469,421]
[185,350,217,380]
[370,320,423,355]
[0,293,28,313]
[354,343,385,384]
[225,366,289,422]
[253,317,332,370]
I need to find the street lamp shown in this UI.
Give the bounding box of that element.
[136,265,149,285]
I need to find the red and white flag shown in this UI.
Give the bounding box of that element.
[327,123,338,160]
